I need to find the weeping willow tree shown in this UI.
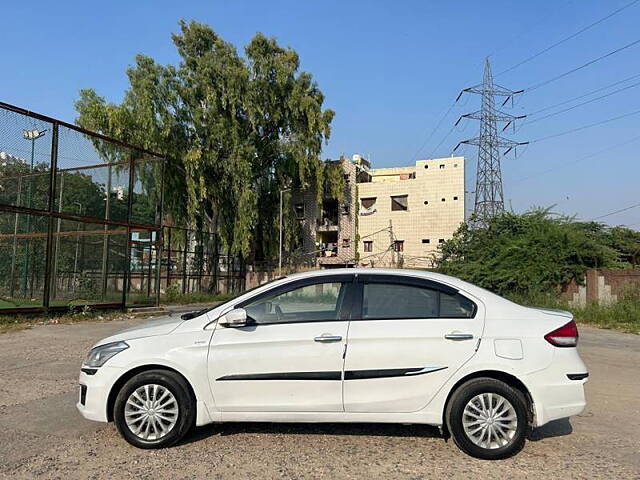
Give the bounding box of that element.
[75,20,336,261]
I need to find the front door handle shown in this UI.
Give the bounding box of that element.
[314,334,342,343]
[444,333,474,341]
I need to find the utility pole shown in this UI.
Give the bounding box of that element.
[278,188,291,276]
[454,58,527,228]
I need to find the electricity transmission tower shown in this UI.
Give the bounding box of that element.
[454,58,527,228]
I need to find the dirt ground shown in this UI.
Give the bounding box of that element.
[0,316,638,479]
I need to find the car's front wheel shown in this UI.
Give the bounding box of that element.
[446,378,528,460]
[113,369,195,449]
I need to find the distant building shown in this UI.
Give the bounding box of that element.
[292,155,464,269]
[292,155,367,268]
[357,156,465,268]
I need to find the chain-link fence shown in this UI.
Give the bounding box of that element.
[0,101,245,313]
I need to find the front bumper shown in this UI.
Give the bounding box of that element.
[77,365,124,423]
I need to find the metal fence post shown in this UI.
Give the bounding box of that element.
[122,153,136,310]
[182,229,188,295]
[42,122,59,311]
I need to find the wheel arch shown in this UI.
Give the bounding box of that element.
[106,364,197,422]
[441,370,534,430]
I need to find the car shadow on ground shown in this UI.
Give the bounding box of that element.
[180,422,443,446]
[178,418,573,447]
[528,418,573,441]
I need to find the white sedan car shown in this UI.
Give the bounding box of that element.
[77,269,587,459]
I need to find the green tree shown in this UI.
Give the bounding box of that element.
[436,208,621,296]
[75,20,335,260]
[605,226,640,267]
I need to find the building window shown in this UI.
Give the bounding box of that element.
[454,196,458,200]
[341,204,350,215]
[439,164,445,169]
[361,197,376,209]
[294,203,304,219]
[393,240,404,252]
[364,240,373,252]
[422,239,430,244]
[424,200,429,205]
[391,195,408,211]
[342,238,351,248]
[438,238,445,243]
[454,163,458,167]
[441,198,446,202]
[343,173,350,182]
[424,164,429,169]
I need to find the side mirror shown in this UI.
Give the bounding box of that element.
[218,308,248,327]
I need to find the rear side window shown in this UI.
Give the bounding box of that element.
[362,282,475,319]
[363,283,438,319]
[440,292,475,318]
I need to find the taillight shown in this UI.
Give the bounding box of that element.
[544,320,579,347]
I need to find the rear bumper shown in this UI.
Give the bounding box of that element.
[533,378,587,426]
[526,370,588,427]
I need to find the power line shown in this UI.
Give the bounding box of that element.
[522,79,640,126]
[512,133,640,183]
[526,72,640,117]
[429,123,458,158]
[592,202,640,220]
[526,38,640,92]
[497,0,640,77]
[487,0,574,65]
[411,0,574,160]
[412,101,458,160]
[530,108,640,143]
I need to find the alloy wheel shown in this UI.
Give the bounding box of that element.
[124,384,179,441]
[462,392,517,449]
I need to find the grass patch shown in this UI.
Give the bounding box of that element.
[0,309,133,334]
[507,288,640,334]
[160,291,236,305]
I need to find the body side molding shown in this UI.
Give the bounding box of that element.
[216,366,448,381]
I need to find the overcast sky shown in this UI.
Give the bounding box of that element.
[2,0,639,227]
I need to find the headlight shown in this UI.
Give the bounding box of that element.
[84,341,129,367]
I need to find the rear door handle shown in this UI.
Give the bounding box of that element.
[314,334,343,343]
[444,333,474,341]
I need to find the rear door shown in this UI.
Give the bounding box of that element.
[208,274,355,412]
[343,274,484,413]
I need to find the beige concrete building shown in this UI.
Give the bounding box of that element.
[357,156,465,268]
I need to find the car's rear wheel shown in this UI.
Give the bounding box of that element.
[446,378,528,460]
[113,369,195,449]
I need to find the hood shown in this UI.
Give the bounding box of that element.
[94,315,184,347]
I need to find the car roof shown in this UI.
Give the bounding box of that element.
[283,268,497,301]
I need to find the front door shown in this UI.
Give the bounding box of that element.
[208,275,354,412]
[343,274,484,413]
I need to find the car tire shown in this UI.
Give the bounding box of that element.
[446,378,528,460]
[113,369,195,449]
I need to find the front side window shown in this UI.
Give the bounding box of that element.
[243,281,348,324]
[362,282,475,319]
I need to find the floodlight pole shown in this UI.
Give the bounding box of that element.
[278,188,291,277]
[21,129,47,298]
